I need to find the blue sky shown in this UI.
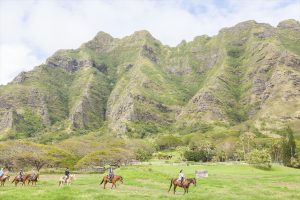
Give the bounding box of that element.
[0,0,300,85]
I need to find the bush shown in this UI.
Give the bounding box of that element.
[75,148,134,169]
[15,108,44,137]
[135,149,153,161]
[155,152,172,160]
[291,156,300,168]
[246,149,271,169]
[156,135,182,150]
[184,149,215,162]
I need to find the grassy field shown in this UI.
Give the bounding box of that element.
[0,164,299,200]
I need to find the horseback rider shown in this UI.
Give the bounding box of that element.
[108,166,114,182]
[30,168,36,179]
[19,169,24,181]
[64,167,70,182]
[178,169,185,185]
[0,168,4,178]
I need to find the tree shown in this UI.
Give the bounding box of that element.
[156,135,182,150]
[0,141,76,171]
[184,142,216,162]
[125,139,155,161]
[270,139,282,163]
[246,149,271,169]
[216,140,237,161]
[240,132,256,159]
[75,148,134,169]
[281,127,296,166]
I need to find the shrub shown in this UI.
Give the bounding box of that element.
[290,156,300,168]
[184,149,215,162]
[156,135,182,150]
[246,149,271,169]
[75,148,134,169]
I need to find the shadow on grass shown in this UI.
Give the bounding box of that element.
[252,165,274,171]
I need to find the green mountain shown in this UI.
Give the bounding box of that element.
[0,19,299,141]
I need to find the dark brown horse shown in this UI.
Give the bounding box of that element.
[100,175,123,189]
[168,178,197,194]
[0,175,10,186]
[11,174,30,186]
[27,174,39,186]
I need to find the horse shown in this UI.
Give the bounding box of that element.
[58,174,75,187]
[0,175,10,186]
[27,174,39,186]
[100,175,123,189]
[168,178,197,194]
[11,174,30,186]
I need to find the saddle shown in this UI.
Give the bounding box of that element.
[107,175,114,183]
[17,175,23,181]
[177,179,185,186]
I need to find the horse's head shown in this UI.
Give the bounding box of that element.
[187,178,196,186]
[192,178,197,186]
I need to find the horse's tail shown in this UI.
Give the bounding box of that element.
[168,179,173,192]
[100,178,104,185]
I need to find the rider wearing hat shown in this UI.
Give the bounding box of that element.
[0,168,4,178]
[64,167,70,182]
[19,169,24,181]
[178,169,185,185]
[108,166,114,182]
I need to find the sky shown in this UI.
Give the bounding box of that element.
[0,0,300,85]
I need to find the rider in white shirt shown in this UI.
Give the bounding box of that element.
[178,169,184,185]
[0,168,4,178]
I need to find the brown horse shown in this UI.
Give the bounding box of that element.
[27,174,39,186]
[11,174,30,186]
[0,175,10,186]
[100,175,123,189]
[168,178,197,194]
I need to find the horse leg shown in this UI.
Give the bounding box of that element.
[104,181,107,189]
[168,180,173,192]
[173,185,177,195]
[183,187,186,195]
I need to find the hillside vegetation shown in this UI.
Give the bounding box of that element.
[0,20,300,171]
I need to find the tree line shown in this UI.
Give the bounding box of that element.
[0,127,298,171]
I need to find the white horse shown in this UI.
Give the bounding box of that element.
[58,174,76,187]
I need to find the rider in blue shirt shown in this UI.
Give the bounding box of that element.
[108,166,114,182]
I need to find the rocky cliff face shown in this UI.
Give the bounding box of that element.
[0,19,299,139]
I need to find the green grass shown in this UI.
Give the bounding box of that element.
[1,164,299,200]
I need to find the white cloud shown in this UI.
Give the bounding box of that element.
[0,43,43,84]
[0,0,299,85]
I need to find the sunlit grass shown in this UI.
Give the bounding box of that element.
[0,164,299,200]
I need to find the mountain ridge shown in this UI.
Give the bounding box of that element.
[0,19,299,141]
